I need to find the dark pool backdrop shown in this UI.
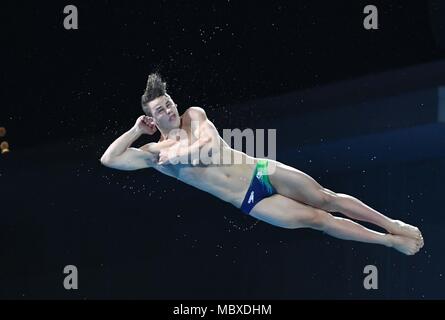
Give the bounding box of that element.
[1,0,445,299]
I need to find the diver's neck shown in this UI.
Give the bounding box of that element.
[159,118,182,141]
[159,128,171,141]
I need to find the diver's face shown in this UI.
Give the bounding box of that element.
[147,95,180,130]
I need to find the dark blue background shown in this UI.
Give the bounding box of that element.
[1,0,444,299]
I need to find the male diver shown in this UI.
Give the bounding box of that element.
[100,73,424,255]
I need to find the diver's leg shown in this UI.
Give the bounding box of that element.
[249,194,423,255]
[267,160,423,241]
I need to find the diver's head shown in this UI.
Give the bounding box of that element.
[141,73,180,132]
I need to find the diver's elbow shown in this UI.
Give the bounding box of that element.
[100,154,112,167]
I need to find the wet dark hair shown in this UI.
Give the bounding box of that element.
[141,73,167,116]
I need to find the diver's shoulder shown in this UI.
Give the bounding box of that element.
[183,106,207,119]
[184,106,206,114]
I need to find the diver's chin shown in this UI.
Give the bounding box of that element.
[170,118,180,127]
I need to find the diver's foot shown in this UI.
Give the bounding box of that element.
[386,234,423,255]
[388,219,423,243]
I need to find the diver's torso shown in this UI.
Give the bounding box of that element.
[153,134,257,208]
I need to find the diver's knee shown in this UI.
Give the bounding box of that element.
[302,209,331,231]
[318,188,339,212]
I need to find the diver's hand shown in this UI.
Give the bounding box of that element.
[133,115,157,135]
[157,149,170,165]
[158,143,182,165]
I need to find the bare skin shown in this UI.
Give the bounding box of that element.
[101,94,424,255]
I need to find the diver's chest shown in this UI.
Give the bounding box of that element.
[173,128,197,146]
